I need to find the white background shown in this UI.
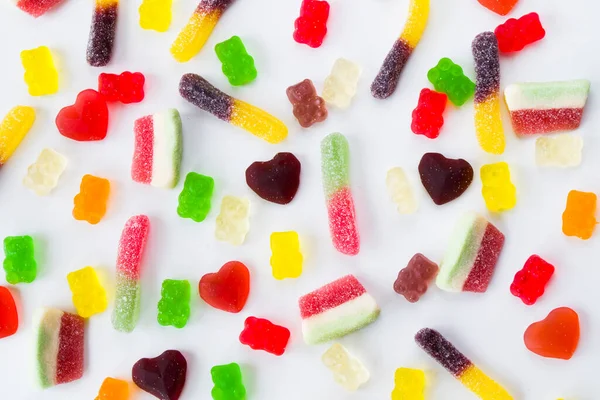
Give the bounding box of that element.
[0,0,597,398]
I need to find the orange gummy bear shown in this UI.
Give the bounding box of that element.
[95,377,129,400]
[524,307,580,360]
[477,0,518,16]
[73,174,110,225]
[562,190,597,240]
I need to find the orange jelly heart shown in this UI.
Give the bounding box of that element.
[524,307,580,360]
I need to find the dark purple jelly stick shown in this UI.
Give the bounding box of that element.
[472,31,501,103]
[415,328,472,377]
[179,73,234,121]
[86,3,118,67]
[370,39,412,99]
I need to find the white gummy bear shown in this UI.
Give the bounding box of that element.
[535,134,582,167]
[322,58,361,109]
[23,148,67,196]
[386,167,417,214]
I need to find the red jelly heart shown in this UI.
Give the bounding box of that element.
[199,261,250,313]
[0,287,18,338]
[245,152,301,205]
[524,307,580,360]
[55,89,109,141]
[132,349,187,400]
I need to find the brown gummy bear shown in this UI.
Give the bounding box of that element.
[286,79,328,128]
[393,253,439,303]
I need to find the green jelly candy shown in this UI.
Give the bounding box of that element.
[157,279,191,328]
[3,235,37,284]
[215,36,257,86]
[427,58,475,106]
[211,363,246,400]
[177,172,214,222]
[321,132,350,198]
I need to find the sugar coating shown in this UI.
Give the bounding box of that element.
[67,266,107,318]
[299,275,367,318]
[270,231,303,280]
[322,343,370,391]
[480,162,516,212]
[562,190,596,240]
[386,167,417,214]
[322,58,361,109]
[0,106,36,165]
[157,279,191,328]
[139,0,172,32]
[16,0,65,17]
[87,0,119,67]
[459,365,514,400]
[95,377,129,400]
[72,175,110,225]
[215,196,250,246]
[427,58,475,106]
[23,148,67,196]
[3,235,37,284]
[321,133,350,197]
[391,368,425,400]
[536,135,582,168]
[20,46,58,96]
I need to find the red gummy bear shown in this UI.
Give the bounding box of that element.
[98,72,145,104]
[239,316,290,356]
[199,261,250,313]
[286,79,327,128]
[0,287,18,339]
[293,0,330,48]
[411,89,447,139]
[510,255,554,305]
[495,12,546,53]
[56,89,109,141]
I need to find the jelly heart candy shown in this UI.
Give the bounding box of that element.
[132,350,187,400]
[477,0,518,16]
[199,261,250,313]
[524,307,580,360]
[0,287,18,338]
[418,152,473,205]
[55,89,108,141]
[245,152,301,205]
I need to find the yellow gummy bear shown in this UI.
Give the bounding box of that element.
[20,46,59,96]
[322,343,369,392]
[391,368,425,400]
[0,106,35,165]
[67,266,107,318]
[23,148,67,196]
[215,196,250,246]
[139,0,172,32]
[480,162,516,212]
[270,231,303,280]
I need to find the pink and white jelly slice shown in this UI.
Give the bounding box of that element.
[15,0,65,17]
[299,275,380,344]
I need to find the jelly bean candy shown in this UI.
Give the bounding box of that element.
[504,80,590,135]
[112,215,150,333]
[322,58,361,109]
[293,0,330,48]
[211,363,246,400]
[299,275,380,344]
[480,162,516,212]
[132,350,187,400]
[393,253,439,303]
[55,89,108,141]
[0,287,18,338]
[67,266,108,318]
[139,0,172,32]
[411,88,447,138]
[199,261,250,313]
[132,109,183,189]
[157,279,191,329]
[495,12,545,53]
[287,79,328,128]
[215,196,250,246]
[35,308,85,388]
[245,152,301,205]
[3,235,36,284]
[0,106,35,166]
[437,212,505,293]
[21,46,58,96]
[536,135,583,168]
[73,174,110,225]
[427,58,475,106]
[477,0,518,16]
[386,167,417,215]
[179,73,288,144]
[171,0,237,62]
[270,231,303,280]
[177,172,214,222]
[239,316,290,356]
[418,152,473,206]
[371,0,430,99]
[23,148,67,196]
[322,343,369,391]
[98,72,145,104]
[415,328,513,399]
[87,0,119,67]
[215,36,257,86]
[562,190,596,240]
[473,32,505,154]
[321,133,360,255]
[510,255,554,305]
[524,307,580,360]
[391,368,425,400]
[95,377,129,400]
[16,0,65,17]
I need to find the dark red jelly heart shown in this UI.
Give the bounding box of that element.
[245,152,301,205]
[418,152,473,205]
[132,349,187,400]
[55,89,109,141]
[199,261,250,313]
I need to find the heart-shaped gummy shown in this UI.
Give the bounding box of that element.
[418,152,473,205]
[55,89,108,141]
[245,152,301,205]
[199,261,250,313]
[524,307,580,360]
[132,350,187,400]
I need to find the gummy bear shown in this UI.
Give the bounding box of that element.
[87,0,119,67]
[524,307,580,360]
[286,79,328,128]
[386,167,417,214]
[215,196,250,246]
[535,135,583,168]
[239,316,290,356]
[562,190,597,240]
[177,172,214,222]
[391,368,425,400]
[157,279,191,329]
[215,36,257,86]
[270,231,303,280]
[73,174,110,224]
[427,58,475,106]
[0,106,36,166]
[67,266,108,318]
[98,72,145,104]
[411,88,447,138]
[3,235,36,284]
[0,287,18,338]
[95,377,129,400]
[132,350,187,400]
[477,0,518,16]
[245,152,301,205]
[510,255,554,306]
[293,0,330,48]
[199,261,250,313]
[139,0,172,32]
[495,12,545,53]
[55,89,108,141]
[211,363,246,400]
[20,46,59,96]
[23,148,67,196]
[393,253,439,303]
[16,0,65,17]
[480,162,516,212]
[418,152,473,205]
[322,58,361,109]
[322,343,369,392]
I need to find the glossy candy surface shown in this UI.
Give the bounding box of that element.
[239,316,290,356]
[3,235,36,284]
[132,350,187,400]
[270,231,303,280]
[139,0,172,32]
[535,135,583,168]
[245,152,300,205]
[0,287,18,338]
[21,46,59,96]
[177,172,214,222]
[562,190,596,240]
[286,79,327,128]
[495,12,545,53]
[157,279,191,328]
[73,174,110,224]
[98,72,145,104]
[391,368,425,400]
[23,148,67,196]
[67,266,108,318]
[215,196,250,246]
[386,167,417,214]
[411,88,447,138]
[480,162,516,212]
[199,261,250,313]
[293,0,329,48]
[418,152,473,205]
[210,363,246,400]
[322,343,369,391]
[322,58,361,109]
[394,253,439,303]
[477,0,518,16]
[524,307,580,360]
[56,89,108,141]
[510,255,554,305]
[427,58,475,106]
[215,36,257,86]
[95,377,129,400]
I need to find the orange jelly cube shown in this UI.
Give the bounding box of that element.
[95,377,129,400]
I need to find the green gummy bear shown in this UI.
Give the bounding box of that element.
[157,279,191,329]
[3,235,37,284]
[177,172,214,222]
[211,363,246,400]
[427,58,475,106]
[215,36,257,86]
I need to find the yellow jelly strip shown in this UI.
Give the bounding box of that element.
[230,99,288,144]
[475,96,505,155]
[170,9,220,62]
[0,106,35,165]
[399,0,430,48]
[459,365,513,400]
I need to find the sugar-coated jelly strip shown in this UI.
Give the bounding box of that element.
[179,73,288,144]
[16,0,65,17]
[0,106,35,166]
[371,0,430,99]
[87,0,119,67]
